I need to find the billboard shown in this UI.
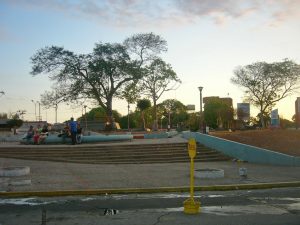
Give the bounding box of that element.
[237,103,250,121]
[270,108,280,127]
[186,104,195,111]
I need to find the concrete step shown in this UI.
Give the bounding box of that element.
[0,143,232,164]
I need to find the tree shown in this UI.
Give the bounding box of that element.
[124,33,178,130]
[0,113,8,119]
[31,43,141,130]
[121,82,140,130]
[204,98,233,129]
[40,90,67,124]
[231,59,300,127]
[140,58,181,130]
[157,99,188,129]
[137,99,151,130]
[32,33,168,130]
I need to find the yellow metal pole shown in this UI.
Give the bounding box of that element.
[190,157,194,199]
[184,138,200,214]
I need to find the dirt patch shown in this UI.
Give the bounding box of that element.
[210,129,300,157]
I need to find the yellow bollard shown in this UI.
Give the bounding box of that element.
[183,138,200,214]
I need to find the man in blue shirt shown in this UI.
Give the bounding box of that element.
[69,117,77,145]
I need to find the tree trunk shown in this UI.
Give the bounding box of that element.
[105,98,114,131]
[260,106,265,128]
[142,111,146,130]
[153,99,158,131]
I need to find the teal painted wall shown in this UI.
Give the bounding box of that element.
[182,131,300,167]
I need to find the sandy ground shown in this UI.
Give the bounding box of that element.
[210,129,300,157]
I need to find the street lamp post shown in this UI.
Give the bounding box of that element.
[55,104,58,124]
[31,100,37,121]
[198,86,203,132]
[127,103,130,131]
[84,105,87,130]
[38,101,41,121]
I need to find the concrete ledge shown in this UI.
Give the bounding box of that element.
[20,134,133,144]
[1,181,300,197]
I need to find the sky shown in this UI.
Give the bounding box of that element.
[0,0,300,123]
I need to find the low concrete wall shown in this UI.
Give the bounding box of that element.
[144,131,178,139]
[20,134,133,144]
[182,131,300,167]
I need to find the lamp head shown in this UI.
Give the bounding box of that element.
[198,86,203,92]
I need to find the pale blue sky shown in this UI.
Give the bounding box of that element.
[1,0,300,123]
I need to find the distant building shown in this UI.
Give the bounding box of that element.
[237,103,250,121]
[296,97,300,128]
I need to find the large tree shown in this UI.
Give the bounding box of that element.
[124,33,180,130]
[31,43,139,129]
[140,58,181,130]
[31,33,167,129]
[231,59,300,127]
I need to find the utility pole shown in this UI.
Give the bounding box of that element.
[198,86,203,132]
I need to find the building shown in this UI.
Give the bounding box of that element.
[237,103,250,121]
[296,97,300,128]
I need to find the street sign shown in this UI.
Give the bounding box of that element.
[188,138,197,159]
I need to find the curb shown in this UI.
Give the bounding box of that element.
[1,181,300,198]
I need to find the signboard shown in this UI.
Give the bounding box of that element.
[270,109,279,127]
[186,105,195,111]
[271,109,278,119]
[188,138,197,159]
[237,103,250,121]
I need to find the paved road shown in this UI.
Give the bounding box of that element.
[0,187,299,225]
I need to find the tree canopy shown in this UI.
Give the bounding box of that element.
[140,58,181,129]
[137,98,151,130]
[231,59,300,127]
[204,98,233,129]
[31,33,170,129]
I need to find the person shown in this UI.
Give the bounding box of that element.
[58,123,70,137]
[23,125,34,141]
[76,123,83,144]
[38,124,49,144]
[33,124,41,144]
[69,117,77,145]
